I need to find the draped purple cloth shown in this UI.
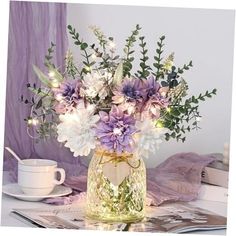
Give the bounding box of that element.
[3,1,87,175]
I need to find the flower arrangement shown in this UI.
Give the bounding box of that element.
[22,24,217,159]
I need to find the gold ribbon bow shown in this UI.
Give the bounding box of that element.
[96,149,141,169]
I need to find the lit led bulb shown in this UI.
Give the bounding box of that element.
[32,118,39,126]
[84,66,91,72]
[27,119,32,125]
[51,79,60,88]
[48,71,55,78]
[28,118,39,126]
[156,120,163,128]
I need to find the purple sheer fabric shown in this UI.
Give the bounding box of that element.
[44,153,214,206]
[146,152,214,205]
[3,1,86,175]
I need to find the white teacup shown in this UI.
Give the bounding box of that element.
[18,159,66,196]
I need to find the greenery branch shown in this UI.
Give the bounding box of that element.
[153,35,165,80]
[136,36,151,79]
[123,24,141,77]
[177,60,193,76]
[44,42,56,68]
[67,25,95,75]
[161,88,217,142]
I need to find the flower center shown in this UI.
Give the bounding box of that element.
[123,85,138,99]
[62,85,75,99]
[147,88,156,97]
[113,127,123,136]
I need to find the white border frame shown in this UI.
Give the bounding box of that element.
[0,1,235,236]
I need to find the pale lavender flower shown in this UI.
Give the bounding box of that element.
[54,79,81,103]
[53,79,82,114]
[141,76,170,119]
[95,106,137,153]
[112,77,146,114]
[144,76,161,99]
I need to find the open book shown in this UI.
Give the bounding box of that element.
[11,202,226,233]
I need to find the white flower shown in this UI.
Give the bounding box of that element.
[80,71,111,99]
[134,119,167,159]
[57,102,100,157]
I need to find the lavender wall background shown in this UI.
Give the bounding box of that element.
[3,1,87,178]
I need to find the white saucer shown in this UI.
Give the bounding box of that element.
[2,183,72,202]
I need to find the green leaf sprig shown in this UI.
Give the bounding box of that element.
[162,88,217,142]
[67,25,95,75]
[123,24,141,77]
[153,35,165,80]
[136,36,151,79]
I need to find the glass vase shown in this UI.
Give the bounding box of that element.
[86,148,146,222]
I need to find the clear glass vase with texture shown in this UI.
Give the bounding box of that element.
[86,148,146,222]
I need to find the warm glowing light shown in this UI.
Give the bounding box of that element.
[85,66,91,72]
[51,79,60,88]
[109,41,116,48]
[28,118,38,126]
[27,119,32,125]
[48,71,55,78]
[156,120,163,128]
[32,118,39,126]
[166,107,171,113]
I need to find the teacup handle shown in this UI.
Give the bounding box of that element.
[53,168,66,185]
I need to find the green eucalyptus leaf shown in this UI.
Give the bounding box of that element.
[160,35,165,40]
[35,99,43,110]
[80,42,88,50]
[28,87,50,97]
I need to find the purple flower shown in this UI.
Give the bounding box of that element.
[145,76,169,106]
[144,76,161,99]
[95,106,137,153]
[54,79,81,102]
[112,77,146,114]
[141,76,170,119]
[53,80,82,113]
